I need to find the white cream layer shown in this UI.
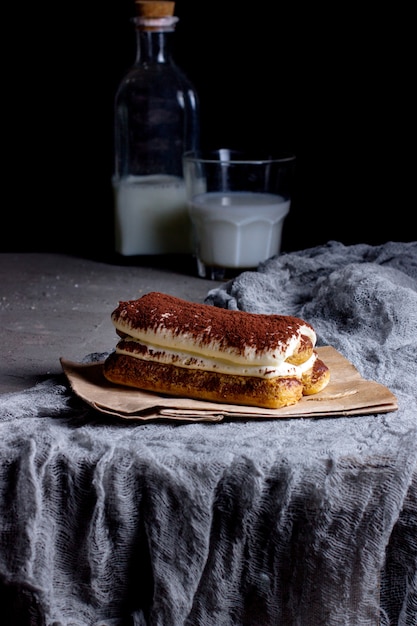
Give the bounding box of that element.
[116,338,317,379]
[112,318,317,367]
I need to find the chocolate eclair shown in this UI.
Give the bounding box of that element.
[103,292,330,409]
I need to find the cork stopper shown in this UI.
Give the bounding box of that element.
[133,1,178,30]
[135,1,175,18]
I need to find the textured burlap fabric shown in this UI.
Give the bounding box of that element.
[0,240,416,625]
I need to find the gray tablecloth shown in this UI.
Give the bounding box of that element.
[1,241,416,626]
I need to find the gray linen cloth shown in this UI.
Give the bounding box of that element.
[1,241,416,626]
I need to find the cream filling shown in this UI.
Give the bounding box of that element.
[112,319,317,366]
[115,338,317,379]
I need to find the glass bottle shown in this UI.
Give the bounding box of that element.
[113,0,200,256]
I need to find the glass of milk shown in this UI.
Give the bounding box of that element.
[183,149,296,280]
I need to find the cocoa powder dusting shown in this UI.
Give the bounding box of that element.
[113,292,313,355]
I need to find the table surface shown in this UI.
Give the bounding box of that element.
[0,253,218,395]
[1,245,415,625]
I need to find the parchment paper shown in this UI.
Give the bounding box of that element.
[60,346,398,422]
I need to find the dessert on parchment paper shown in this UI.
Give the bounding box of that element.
[103,292,330,409]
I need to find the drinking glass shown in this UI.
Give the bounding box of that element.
[183,149,296,280]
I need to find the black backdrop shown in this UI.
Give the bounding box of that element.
[3,1,415,259]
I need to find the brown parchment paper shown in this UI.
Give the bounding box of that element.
[60,347,398,423]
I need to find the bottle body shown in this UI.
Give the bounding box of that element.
[114,174,189,255]
[113,20,199,256]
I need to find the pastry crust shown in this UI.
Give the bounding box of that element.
[103,352,306,409]
[302,356,331,395]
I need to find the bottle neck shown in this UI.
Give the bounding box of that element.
[135,29,174,64]
[133,16,178,65]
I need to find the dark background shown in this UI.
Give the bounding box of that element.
[3,1,415,260]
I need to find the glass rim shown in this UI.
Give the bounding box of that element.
[183,149,296,165]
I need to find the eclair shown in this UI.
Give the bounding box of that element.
[103,292,330,409]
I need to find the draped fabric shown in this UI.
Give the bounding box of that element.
[1,241,416,626]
